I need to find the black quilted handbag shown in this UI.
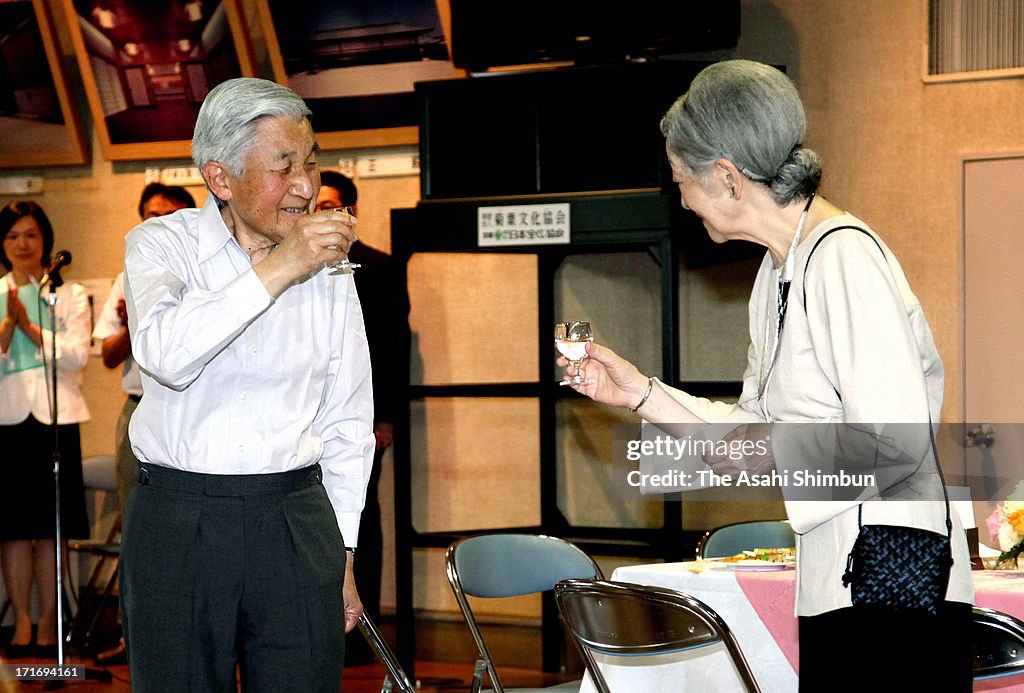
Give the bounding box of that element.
[841,517,953,616]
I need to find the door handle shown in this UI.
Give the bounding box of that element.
[965,424,995,448]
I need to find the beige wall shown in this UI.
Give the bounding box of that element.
[3,0,1023,619]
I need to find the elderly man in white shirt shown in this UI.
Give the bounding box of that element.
[120,78,374,693]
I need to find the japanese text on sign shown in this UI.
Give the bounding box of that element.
[477,203,570,247]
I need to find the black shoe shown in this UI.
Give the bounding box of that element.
[95,642,127,666]
[5,643,33,659]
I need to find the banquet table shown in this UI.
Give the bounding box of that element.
[576,561,1024,693]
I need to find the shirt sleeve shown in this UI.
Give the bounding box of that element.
[124,221,273,390]
[318,278,376,546]
[92,273,123,341]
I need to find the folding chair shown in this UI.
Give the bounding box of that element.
[356,612,416,693]
[695,520,794,560]
[445,533,604,693]
[973,606,1024,680]
[66,521,121,651]
[554,578,760,693]
[64,453,122,652]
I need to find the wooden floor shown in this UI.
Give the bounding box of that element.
[1,602,582,692]
[1,617,579,692]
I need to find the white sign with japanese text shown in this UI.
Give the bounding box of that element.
[477,203,570,247]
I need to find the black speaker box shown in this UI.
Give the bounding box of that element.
[417,60,715,200]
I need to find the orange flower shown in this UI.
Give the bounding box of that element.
[1008,509,1024,536]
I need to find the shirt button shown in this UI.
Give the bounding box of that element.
[240,393,247,400]
[251,346,257,353]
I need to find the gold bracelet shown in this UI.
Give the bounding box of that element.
[630,376,655,413]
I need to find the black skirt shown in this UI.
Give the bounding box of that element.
[0,415,89,541]
[798,600,972,691]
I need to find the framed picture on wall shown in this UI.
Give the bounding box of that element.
[0,0,88,168]
[256,0,461,151]
[61,0,256,161]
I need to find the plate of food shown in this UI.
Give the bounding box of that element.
[720,560,795,572]
[716,547,796,571]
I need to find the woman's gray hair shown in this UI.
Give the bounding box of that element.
[660,60,821,205]
[192,78,312,180]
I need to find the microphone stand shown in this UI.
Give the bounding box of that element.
[40,274,111,689]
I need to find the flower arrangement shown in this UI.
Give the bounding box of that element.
[985,482,1024,568]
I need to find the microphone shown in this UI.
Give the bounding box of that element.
[40,250,72,288]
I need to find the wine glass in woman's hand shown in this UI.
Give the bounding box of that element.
[555,321,595,385]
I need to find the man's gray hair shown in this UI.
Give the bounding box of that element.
[192,78,312,180]
[660,60,821,205]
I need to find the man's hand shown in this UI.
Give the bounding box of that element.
[253,208,359,297]
[342,550,364,634]
[115,298,129,328]
[373,422,394,452]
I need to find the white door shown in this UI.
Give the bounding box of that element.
[962,153,1024,543]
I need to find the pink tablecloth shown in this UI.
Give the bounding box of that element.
[733,568,1024,691]
[734,571,800,672]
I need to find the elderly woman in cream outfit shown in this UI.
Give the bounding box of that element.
[561,60,973,692]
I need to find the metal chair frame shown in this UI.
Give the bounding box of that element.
[695,519,794,560]
[66,513,122,652]
[973,606,1024,680]
[554,578,760,693]
[356,612,416,693]
[445,533,604,693]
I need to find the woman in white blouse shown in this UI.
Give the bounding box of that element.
[561,60,972,691]
[0,202,91,659]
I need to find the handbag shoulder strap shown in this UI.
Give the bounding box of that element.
[802,224,884,312]
[803,225,951,537]
[854,419,951,537]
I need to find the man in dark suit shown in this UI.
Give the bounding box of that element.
[317,170,409,665]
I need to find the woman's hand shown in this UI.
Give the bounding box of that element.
[6,281,26,324]
[4,281,40,346]
[702,422,776,477]
[1,281,16,350]
[557,341,649,409]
